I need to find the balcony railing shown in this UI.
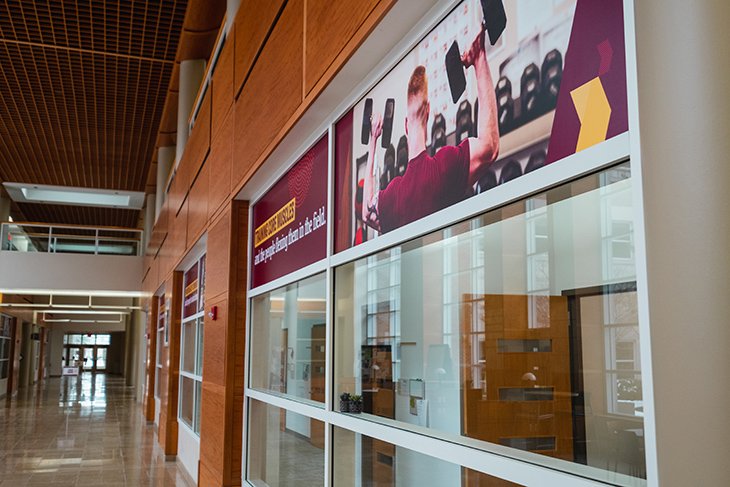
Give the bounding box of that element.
[0,222,143,256]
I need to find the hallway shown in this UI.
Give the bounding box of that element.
[0,374,194,486]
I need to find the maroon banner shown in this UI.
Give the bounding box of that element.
[334,0,627,252]
[182,261,199,319]
[251,136,328,288]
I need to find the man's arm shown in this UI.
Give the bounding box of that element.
[463,27,499,186]
[362,112,383,232]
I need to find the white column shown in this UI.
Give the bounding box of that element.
[176,59,206,164]
[143,193,156,252]
[632,1,730,485]
[227,0,241,30]
[155,146,175,220]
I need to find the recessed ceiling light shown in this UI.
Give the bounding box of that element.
[3,183,145,209]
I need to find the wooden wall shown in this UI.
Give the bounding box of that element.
[140,1,396,484]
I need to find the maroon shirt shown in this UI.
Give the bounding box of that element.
[378,139,470,233]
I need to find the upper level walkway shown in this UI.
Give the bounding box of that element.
[0,223,143,296]
[0,375,193,486]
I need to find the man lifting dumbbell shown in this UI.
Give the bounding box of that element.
[362,25,500,233]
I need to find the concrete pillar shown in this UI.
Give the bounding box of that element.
[176,59,207,164]
[227,0,241,30]
[632,1,730,485]
[155,146,175,220]
[143,193,156,253]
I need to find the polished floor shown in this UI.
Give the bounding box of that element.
[0,374,195,486]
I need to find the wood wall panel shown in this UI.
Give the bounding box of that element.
[209,108,233,218]
[187,159,210,248]
[233,0,286,97]
[205,205,232,301]
[186,90,212,183]
[233,0,303,183]
[304,0,379,93]
[212,36,234,136]
[202,296,228,387]
[200,382,227,480]
[157,272,182,455]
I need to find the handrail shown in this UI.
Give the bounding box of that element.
[0,222,143,256]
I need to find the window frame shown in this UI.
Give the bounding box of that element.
[238,1,651,486]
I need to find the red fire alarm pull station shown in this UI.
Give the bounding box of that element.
[208,306,217,321]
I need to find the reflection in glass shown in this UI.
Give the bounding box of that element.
[250,273,327,405]
[247,399,324,487]
[333,427,522,487]
[334,164,645,482]
[180,376,195,429]
[182,320,196,374]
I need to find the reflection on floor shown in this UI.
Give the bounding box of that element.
[0,374,195,486]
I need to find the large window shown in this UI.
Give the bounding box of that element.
[247,399,325,487]
[334,163,646,481]
[250,273,327,406]
[0,316,12,380]
[155,292,166,400]
[179,255,205,434]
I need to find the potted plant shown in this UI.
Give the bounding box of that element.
[339,392,351,413]
[350,394,363,414]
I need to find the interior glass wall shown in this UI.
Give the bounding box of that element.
[333,427,522,486]
[250,273,327,406]
[179,255,206,434]
[247,399,325,487]
[334,163,645,480]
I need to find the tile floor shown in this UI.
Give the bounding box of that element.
[0,374,195,486]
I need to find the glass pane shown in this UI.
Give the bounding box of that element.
[180,376,194,429]
[247,399,324,486]
[250,273,326,404]
[63,334,69,344]
[83,348,94,369]
[0,360,8,379]
[156,329,164,367]
[68,334,82,345]
[1,338,10,359]
[333,427,522,486]
[82,334,95,345]
[96,334,111,345]
[96,348,107,370]
[196,317,204,376]
[182,320,196,375]
[334,163,645,482]
[194,380,202,434]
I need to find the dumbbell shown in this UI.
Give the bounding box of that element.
[360,97,395,148]
[495,76,514,133]
[476,169,498,194]
[525,149,546,174]
[445,0,507,103]
[520,63,541,120]
[541,49,562,109]
[431,114,447,155]
[396,135,408,177]
[455,100,473,144]
[499,159,523,184]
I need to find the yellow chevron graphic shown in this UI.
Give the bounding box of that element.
[571,77,611,152]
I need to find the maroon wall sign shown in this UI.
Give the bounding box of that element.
[182,261,199,319]
[251,136,328,288]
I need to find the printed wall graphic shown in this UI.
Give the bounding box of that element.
[251,136,328,288]
[334,0,627,252]
[182,256,205,319]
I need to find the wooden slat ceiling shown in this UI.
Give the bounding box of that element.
[0,0,188,227]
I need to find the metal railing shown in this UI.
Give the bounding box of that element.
[0,222,143,256]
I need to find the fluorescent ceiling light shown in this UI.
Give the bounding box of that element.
[3,183,145,209]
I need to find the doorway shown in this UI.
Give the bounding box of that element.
[63,333,111,373]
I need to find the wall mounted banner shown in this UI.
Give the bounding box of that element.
[251,136,328,288]
[334,0,627,252]
[183,261,199,319]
